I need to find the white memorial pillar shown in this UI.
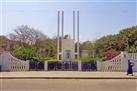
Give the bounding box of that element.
[57,11,60,60]
[61,11,64,61]
[77,11,80,58]
[73,11,76,59]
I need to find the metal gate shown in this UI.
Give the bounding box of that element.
[48,61,78,71]
[29,61,44,71]
[82,62,97,71]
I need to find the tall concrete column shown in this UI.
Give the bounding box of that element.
[73,11,75,43]
[61,11,64,61]
[77,11,80,58]
[57,11,64,61]
[57,11,60,60]
[73,11,76,59]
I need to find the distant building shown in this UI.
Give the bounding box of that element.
[0,52,29,71]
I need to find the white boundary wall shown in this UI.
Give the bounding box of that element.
[97,52,137,72]
[0,52,29,71]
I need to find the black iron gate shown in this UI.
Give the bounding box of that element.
[82,62,97,71]
[48,61,78,71]
[29,61,44,71]
[29,61,97,71]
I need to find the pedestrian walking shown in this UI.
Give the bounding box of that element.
[127,60,134,76]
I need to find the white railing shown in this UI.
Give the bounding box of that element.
[97,52,137,72]
[128,53,137,61]
[0,52,29,71]
[100,54,122,72]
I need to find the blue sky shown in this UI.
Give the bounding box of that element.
[0,0,136,42]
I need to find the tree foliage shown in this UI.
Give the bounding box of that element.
[1,25,137,61]
[0,36,9,51]
[80,26,137,60]
[9,25,47,45]
[11,47,37,61]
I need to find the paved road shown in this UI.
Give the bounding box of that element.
[1,72,137,78]
[1,79,137,91]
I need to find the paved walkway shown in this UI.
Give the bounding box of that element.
[0,71,137,79]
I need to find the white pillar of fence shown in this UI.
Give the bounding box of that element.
[44,61,48,71]
[97,52,137,72]
[128,53,137,72]
[121,52,129,72]
[133,62,137,72]
[26,60,30,71]
[97,61,101,71]
[78,61,82,71]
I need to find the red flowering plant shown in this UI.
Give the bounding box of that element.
[103,49,120,61]
[103,50,113,60]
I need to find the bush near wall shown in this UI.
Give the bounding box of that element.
[11,47,36,61]
[73,56,105,62]
[32,57,58,63]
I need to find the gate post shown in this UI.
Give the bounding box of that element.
[121,52,128,72]
[97,61,101,71]
[78,61,82,71]
[26,60,30,71]
[44,61,48,71]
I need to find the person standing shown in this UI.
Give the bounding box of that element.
[127,60,134,76]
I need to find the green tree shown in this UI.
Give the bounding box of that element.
[80,41,95,57]
[11,47,37,61]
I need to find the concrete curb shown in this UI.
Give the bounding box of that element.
[0,77,137,79]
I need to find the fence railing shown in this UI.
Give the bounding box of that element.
[97,52,137,72]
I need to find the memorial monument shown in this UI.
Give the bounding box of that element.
[57,11,80,62]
